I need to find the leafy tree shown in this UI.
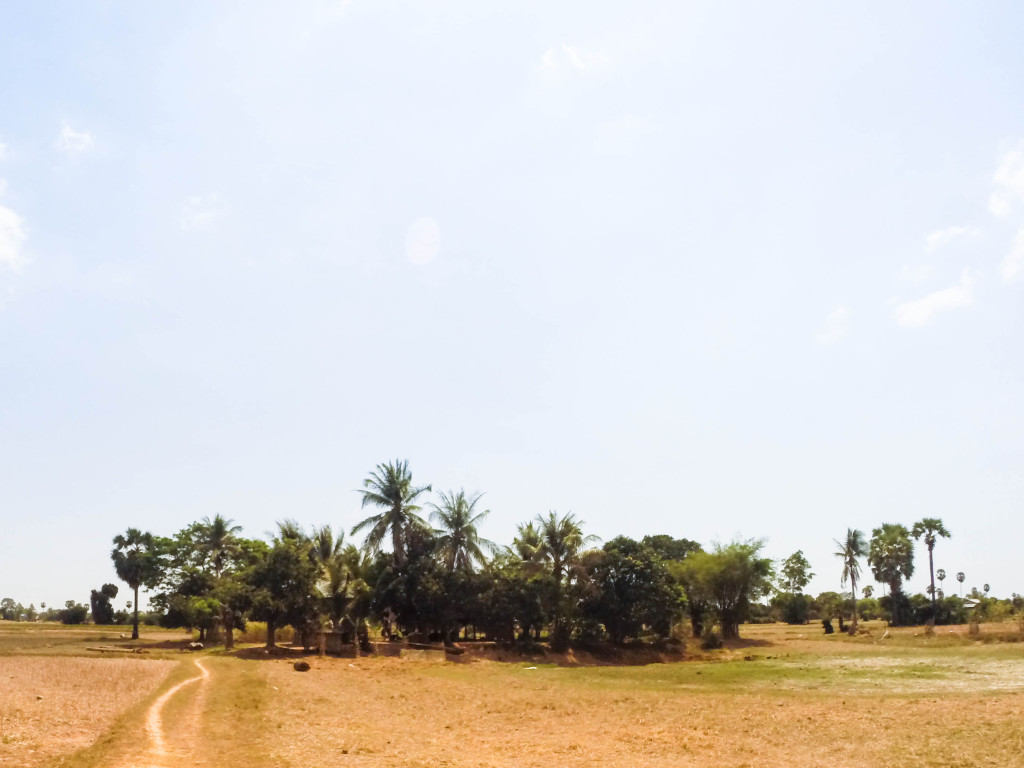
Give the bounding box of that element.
[834,528,867,634]
[352,459,432,568]
[0,598,20,621]
[862,585,874,599]
[912,518,951,622]
[429,489,496,572]
[245,536,319,649]
[58,600,89,625]
[781,550,814,594]
[535,511,598,649]
[868,524,915,626]
[111,528,161,639]
[90,583,119,625]
[677,540,773,640]
[371,529,447,639]
[478,556,549,642]
[581,537,682,644]
[641,535,703,563]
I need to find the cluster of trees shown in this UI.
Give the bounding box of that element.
[7,462,1015,647]
[767,518,1005,630]
[101,460,779,649]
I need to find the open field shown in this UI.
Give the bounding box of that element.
[3,621,1024,767]
[0,655,174,767]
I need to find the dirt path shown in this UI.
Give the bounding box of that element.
[127,658,210,768]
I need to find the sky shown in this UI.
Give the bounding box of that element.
[1,1,1022,610]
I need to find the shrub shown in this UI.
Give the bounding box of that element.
[700,627,723,650]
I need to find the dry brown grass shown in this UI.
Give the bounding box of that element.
[253,629,1024,768]
[0,656,174,767]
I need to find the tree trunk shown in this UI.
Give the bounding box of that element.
[266,617,276,649]
[848,573,858,635]
[928,544,936,622]
[223,606,234,650]
[132,584,140,640]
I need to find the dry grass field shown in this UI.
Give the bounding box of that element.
[0,655,174,767]
[4,620,1024,768]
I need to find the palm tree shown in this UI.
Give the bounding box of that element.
[868,524,915,626]
[536,511,598,647]
[429,489,496,572]
[312,525,344,566]
[912,518,951,622]
[862,585,873,599]
[196,515,242,648]
[111,528,159,640]
[511,521,544,573]
[834,528,868,634]
[957,571,965,597]
[936,569,946,602]
[352,459,431,568]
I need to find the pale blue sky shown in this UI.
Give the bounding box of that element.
[2,2,1022,609]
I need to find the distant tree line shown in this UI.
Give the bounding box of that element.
[4,461,1019,645]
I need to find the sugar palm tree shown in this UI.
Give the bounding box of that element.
[912,518,951,622]
[868,524,915,626]
[429,489,496,572]
[111,528,159,640]
[834,528,867,634]
[352,459,431,568]
[956,571,965,597]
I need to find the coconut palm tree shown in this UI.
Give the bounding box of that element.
[511,521,544,572]
[834,528,868,634]
[536,511,598,646]
[352,459,431,568]
[196,515,242,648]
[111,528,159,640]
[311,525,344,566]
[429,489,496,572]
[912,518,951,622]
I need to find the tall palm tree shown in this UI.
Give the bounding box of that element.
[535,511,598,646]
[834,528,868,635]
[429,489,496,572]
[352,459,431,568]
[911,518,951,622]
[111,528,159,640]
[196,515,242,648]
[956,571,965,597]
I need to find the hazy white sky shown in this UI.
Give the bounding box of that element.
[1,1,1022,609]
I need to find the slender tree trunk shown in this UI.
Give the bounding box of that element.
[132,584,140,640]
[266,617,276,649]
[223,606,234,650]
[928,544,936,622]
[849,573,858,635]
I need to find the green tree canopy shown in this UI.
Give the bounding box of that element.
[352,459,432,568]
[111,528,161,640]
[677,540,773,640]
[868,523,915,625]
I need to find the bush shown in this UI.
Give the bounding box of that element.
[700,627,723,650]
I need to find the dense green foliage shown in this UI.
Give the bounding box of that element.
[6,463,1010,643]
